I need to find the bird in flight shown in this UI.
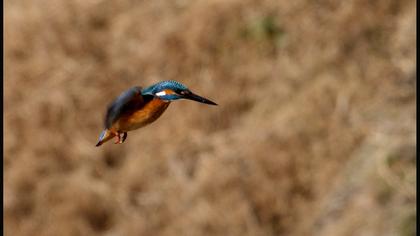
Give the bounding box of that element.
[96,80,217,146]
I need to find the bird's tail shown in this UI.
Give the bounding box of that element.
[95,129,115,147]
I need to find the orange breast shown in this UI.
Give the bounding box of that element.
[116,98,170,132]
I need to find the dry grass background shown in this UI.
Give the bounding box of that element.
[4,0,416,235]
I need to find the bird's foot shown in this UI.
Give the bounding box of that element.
[114,135,120,144]
[114,132,127,144]
[122,132,127,142]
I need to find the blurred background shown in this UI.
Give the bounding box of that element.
[4,0,416,235]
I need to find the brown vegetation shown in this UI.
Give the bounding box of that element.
[4,0,416,235]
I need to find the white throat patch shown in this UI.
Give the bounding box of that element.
[155,91,166,97]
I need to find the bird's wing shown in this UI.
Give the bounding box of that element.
[104,86,154,128]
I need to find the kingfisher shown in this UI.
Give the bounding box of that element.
[95,80,217,146]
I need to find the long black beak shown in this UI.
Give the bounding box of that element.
[183,91,217,105]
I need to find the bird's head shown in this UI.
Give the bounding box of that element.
[142,81,217,105]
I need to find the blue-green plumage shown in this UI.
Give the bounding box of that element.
[96,80,217,146]
[142,80,188,95]
[104,86,152,129]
